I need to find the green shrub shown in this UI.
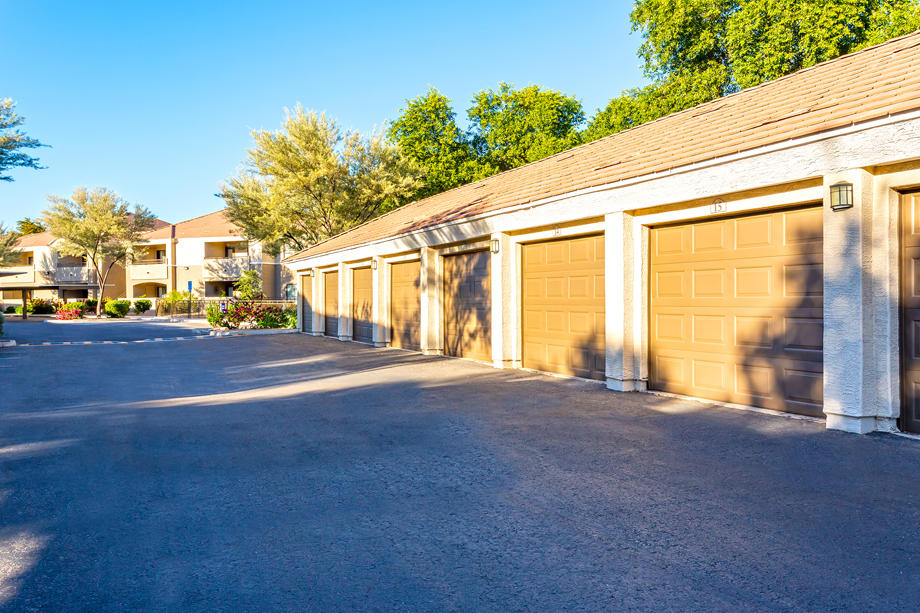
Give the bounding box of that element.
[281,307,297,329]
[206,303,229,328]
[133,299,152,314]
[27,298,58,314]
[104,299,131,318]
[4,305,16,314]
[234,270,263,300]
[13,305,30,314]
[84,298,98,311]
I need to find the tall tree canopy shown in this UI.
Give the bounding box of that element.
[43,187,156,315]
[221,106,422,254]
[0,225,18,266]
[467,83,585,173]
[389,83,585,194]
[386,88,482,199]
[586,0,920,141]
[15,217,45,235]
[0,99,45,181]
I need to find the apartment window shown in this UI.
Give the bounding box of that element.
[27,256,33,265]
[155,249,166,261]
[283,283,296,300]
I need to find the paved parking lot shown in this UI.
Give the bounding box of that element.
[1,318,210,345]
[1,334,919,611]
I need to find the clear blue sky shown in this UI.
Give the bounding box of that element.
[0,0,645,226]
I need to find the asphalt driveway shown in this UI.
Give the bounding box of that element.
[1,318,210,345]
[1,334,919,611]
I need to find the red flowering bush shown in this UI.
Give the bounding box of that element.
[206,300,291,329]
[56,302,85,320]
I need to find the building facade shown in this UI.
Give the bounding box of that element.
[285,33,920,436]
[0,231,128,307]
[129,209,293,300]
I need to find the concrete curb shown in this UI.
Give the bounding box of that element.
[209,328,298,337]
[43,317,198,325]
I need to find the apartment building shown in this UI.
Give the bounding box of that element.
[128,209,293,300]
[0,230,128,307]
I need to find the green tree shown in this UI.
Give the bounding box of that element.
[221,106,423,254]
[15,217,45,235]
[585,0,920,141]
[467,83,585,172]
[234,269,263,300]
[0,99,45,181]
[0,224,18,266]
[388,87,482,198]
[42,187,157,315]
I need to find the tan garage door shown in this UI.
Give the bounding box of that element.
[300,274,313,333]
[390,260,421,350]
[900,192,920,433]
[522,234,605,380]
[324,271,339,337]
[443,250,491,362]
[649,206,823,417]
[352,267,373,343]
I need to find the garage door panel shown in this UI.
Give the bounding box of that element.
[783,207,823,246]
[300,275,313,333]
[735,216,773,249]
[900,194,920,432]
[522,234,605,380]
[692,314,726,345]
[352,267,373,343]
[650,206,823,416]
[443,251,491,362]
[324,271,339,337]
[692,221,726,253]
[692,358,729,394]
[390,260,421,350]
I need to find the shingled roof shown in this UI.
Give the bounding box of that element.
[287,30,920,263]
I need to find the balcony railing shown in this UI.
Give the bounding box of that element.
[130,259,168,280]
[203,256,253,280]
[0,266,34,284]
[55,267,95,284]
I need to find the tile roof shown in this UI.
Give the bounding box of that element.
[145,209,242,240]
[13,214,170,249]
[14,230,55,248]
[287,30,920,262]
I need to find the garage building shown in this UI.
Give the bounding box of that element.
[287,32,920,435]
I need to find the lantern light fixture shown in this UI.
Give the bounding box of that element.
[830,182,854,211]
[371,259,378,270]
[490,238,500,254]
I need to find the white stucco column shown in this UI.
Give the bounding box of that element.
[337,261,351,341]
[419,246,441,355]
[372,257,388,348]
[605,212,645,392]
[490,233,515,368]
[311,268,325,335]
[823,169,881,434]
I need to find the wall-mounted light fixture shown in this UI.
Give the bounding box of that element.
[490,238,500,254]
[830,182,854,211]
[371,259,378,270]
